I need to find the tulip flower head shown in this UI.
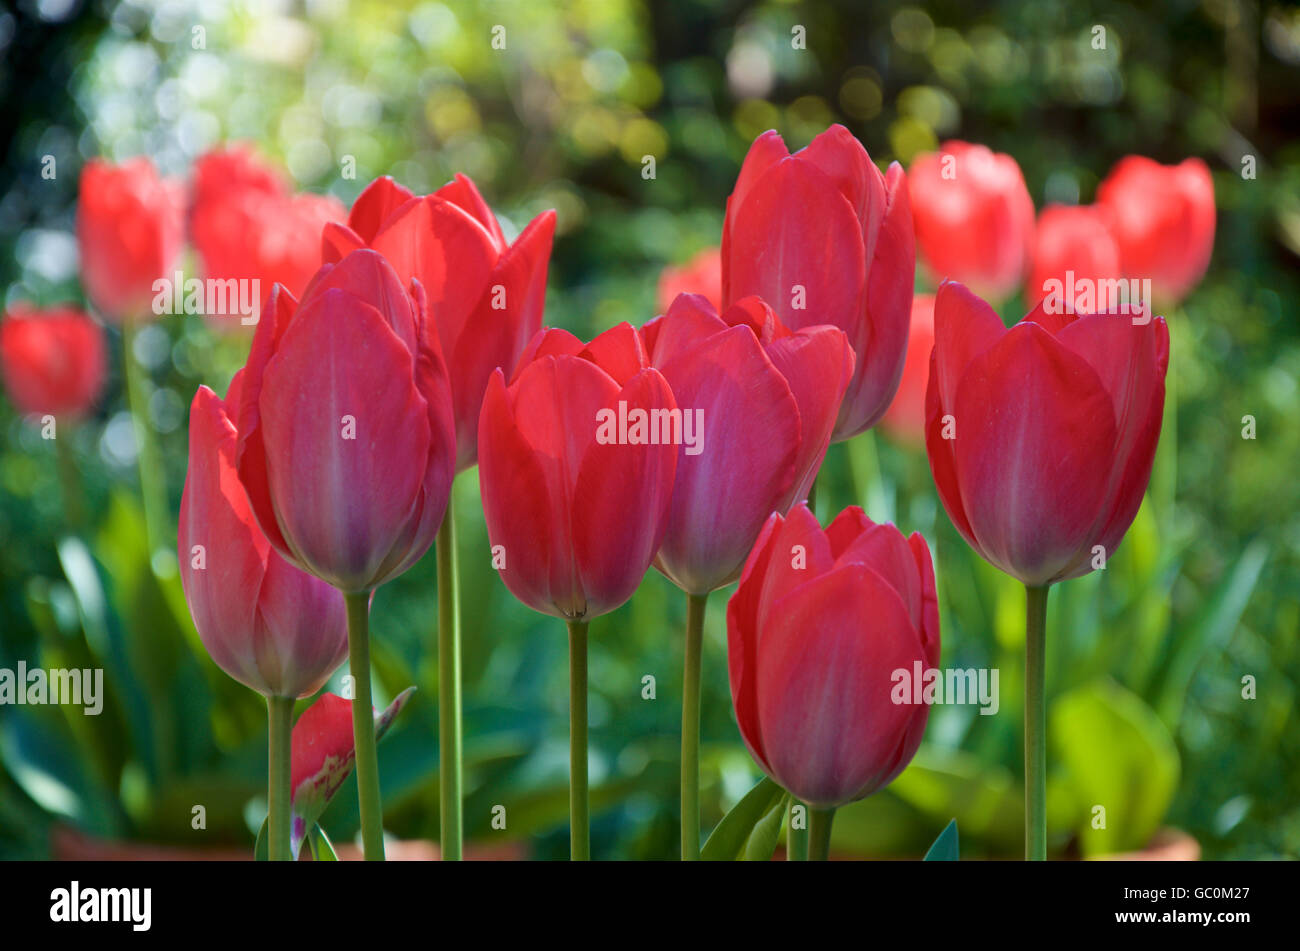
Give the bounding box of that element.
[925,282,1169,586]
[722,124,914,441]
[1097,156,1215,306]
[77,157,185,322]
[179,373,349,698]
[324,175,556,471]
[477,323,678,621]
[727,503,940,809]
[908,141,1035,304]
[639,293,854,595]
[1024,204,1123,311]
[1,305,106,420]
[235,249,457,594]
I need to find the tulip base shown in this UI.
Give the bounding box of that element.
[567,619,590,860]
[267,695,293,861]
[1024,584,1050,861]
[681,591,707,860]
[345,592,386,860]
[436,503,463,861]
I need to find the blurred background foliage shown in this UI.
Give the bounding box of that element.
[0,0,1296,859]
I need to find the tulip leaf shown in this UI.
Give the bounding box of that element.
[309,824,339,861]
[701,776,789,861]
[923,819,959,860]
[1050,679,1179,856]
[253,817,268,862]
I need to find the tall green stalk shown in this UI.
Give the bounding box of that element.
[54,425,85,533]
[345,592,385,860]
[787,801,809,861]
[808,807,836,861]
[435,500,463,861]
[567,618,590,860]
[266,695,294,862]
[1024,584,1050,861]
[680,591,708,860]
[121,321,167,556]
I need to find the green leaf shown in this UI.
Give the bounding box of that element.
[309,824,339,861]
[923,819,959,860]
[253,817,268,861]
[1050,679,1179,856]
[701,776,789,861]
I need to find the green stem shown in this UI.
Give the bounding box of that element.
[681,591,708,860]
[54,423,86,533]
[436,501,463,861]
[1024,584,1050,861]
[808,806,836,861]
[567,618,589,861]
[267,695,294,862]
[787,801,809,861]
[121,321,167,557]
[345,592,385,860]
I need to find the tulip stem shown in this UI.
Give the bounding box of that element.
[121,321,167,558]
[1024,584,1050,861]
[267,695,294,862]
[787,801,809,861]
[681,591,708,860]
[567,618,590,860]
[54,424,86,534]
[808,807,836,861]
[436,502,463,861]
[345,592,385,860]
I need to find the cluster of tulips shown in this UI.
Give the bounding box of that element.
[1,122,1213,861]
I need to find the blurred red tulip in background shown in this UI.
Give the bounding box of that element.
[236,249,456,594]
[1024,204,1124,310]
[77,157,184,322]
[0,304,106,419]
[909,141,1035,304]
[657,246,722,314]
[179,374,348,699]
[190,145,346,321]
[727,503,939,808]
[1097,155,1216,306]
[879,293,935,446]
[925,282,1169,586]
[722,124,914,441]
[324,174,556,471]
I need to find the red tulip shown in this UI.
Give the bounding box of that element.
[235,249,456,594]
[77,157,184,322]
[639,293,854,594]
[1096,156,1215,305]
[477,323,678,620]
[727,503,939,808]
[722,125,913,441]
[0,305,106,419]
[925,282,1169,586]
[879,294,935,446]
[657,247,722,314]
[324,175,556,470]
[191,146,345,320]
[1024,204,1122,310]
[908,141,1035,303]
[289,688,412,852]
[179,373,348,698]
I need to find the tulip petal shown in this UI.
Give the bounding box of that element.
[435,173,507,251]
[799,124,886,266]
[758,563,928,807]
[346,176,415,244]
[951,321,1117,584]
[726,512,781,774]
[655,325,800,594]
[572,368,679,617]
[642,294,730,366]
[931,281,1006,410]
[258,290,431,592]
[754,502,835,627]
